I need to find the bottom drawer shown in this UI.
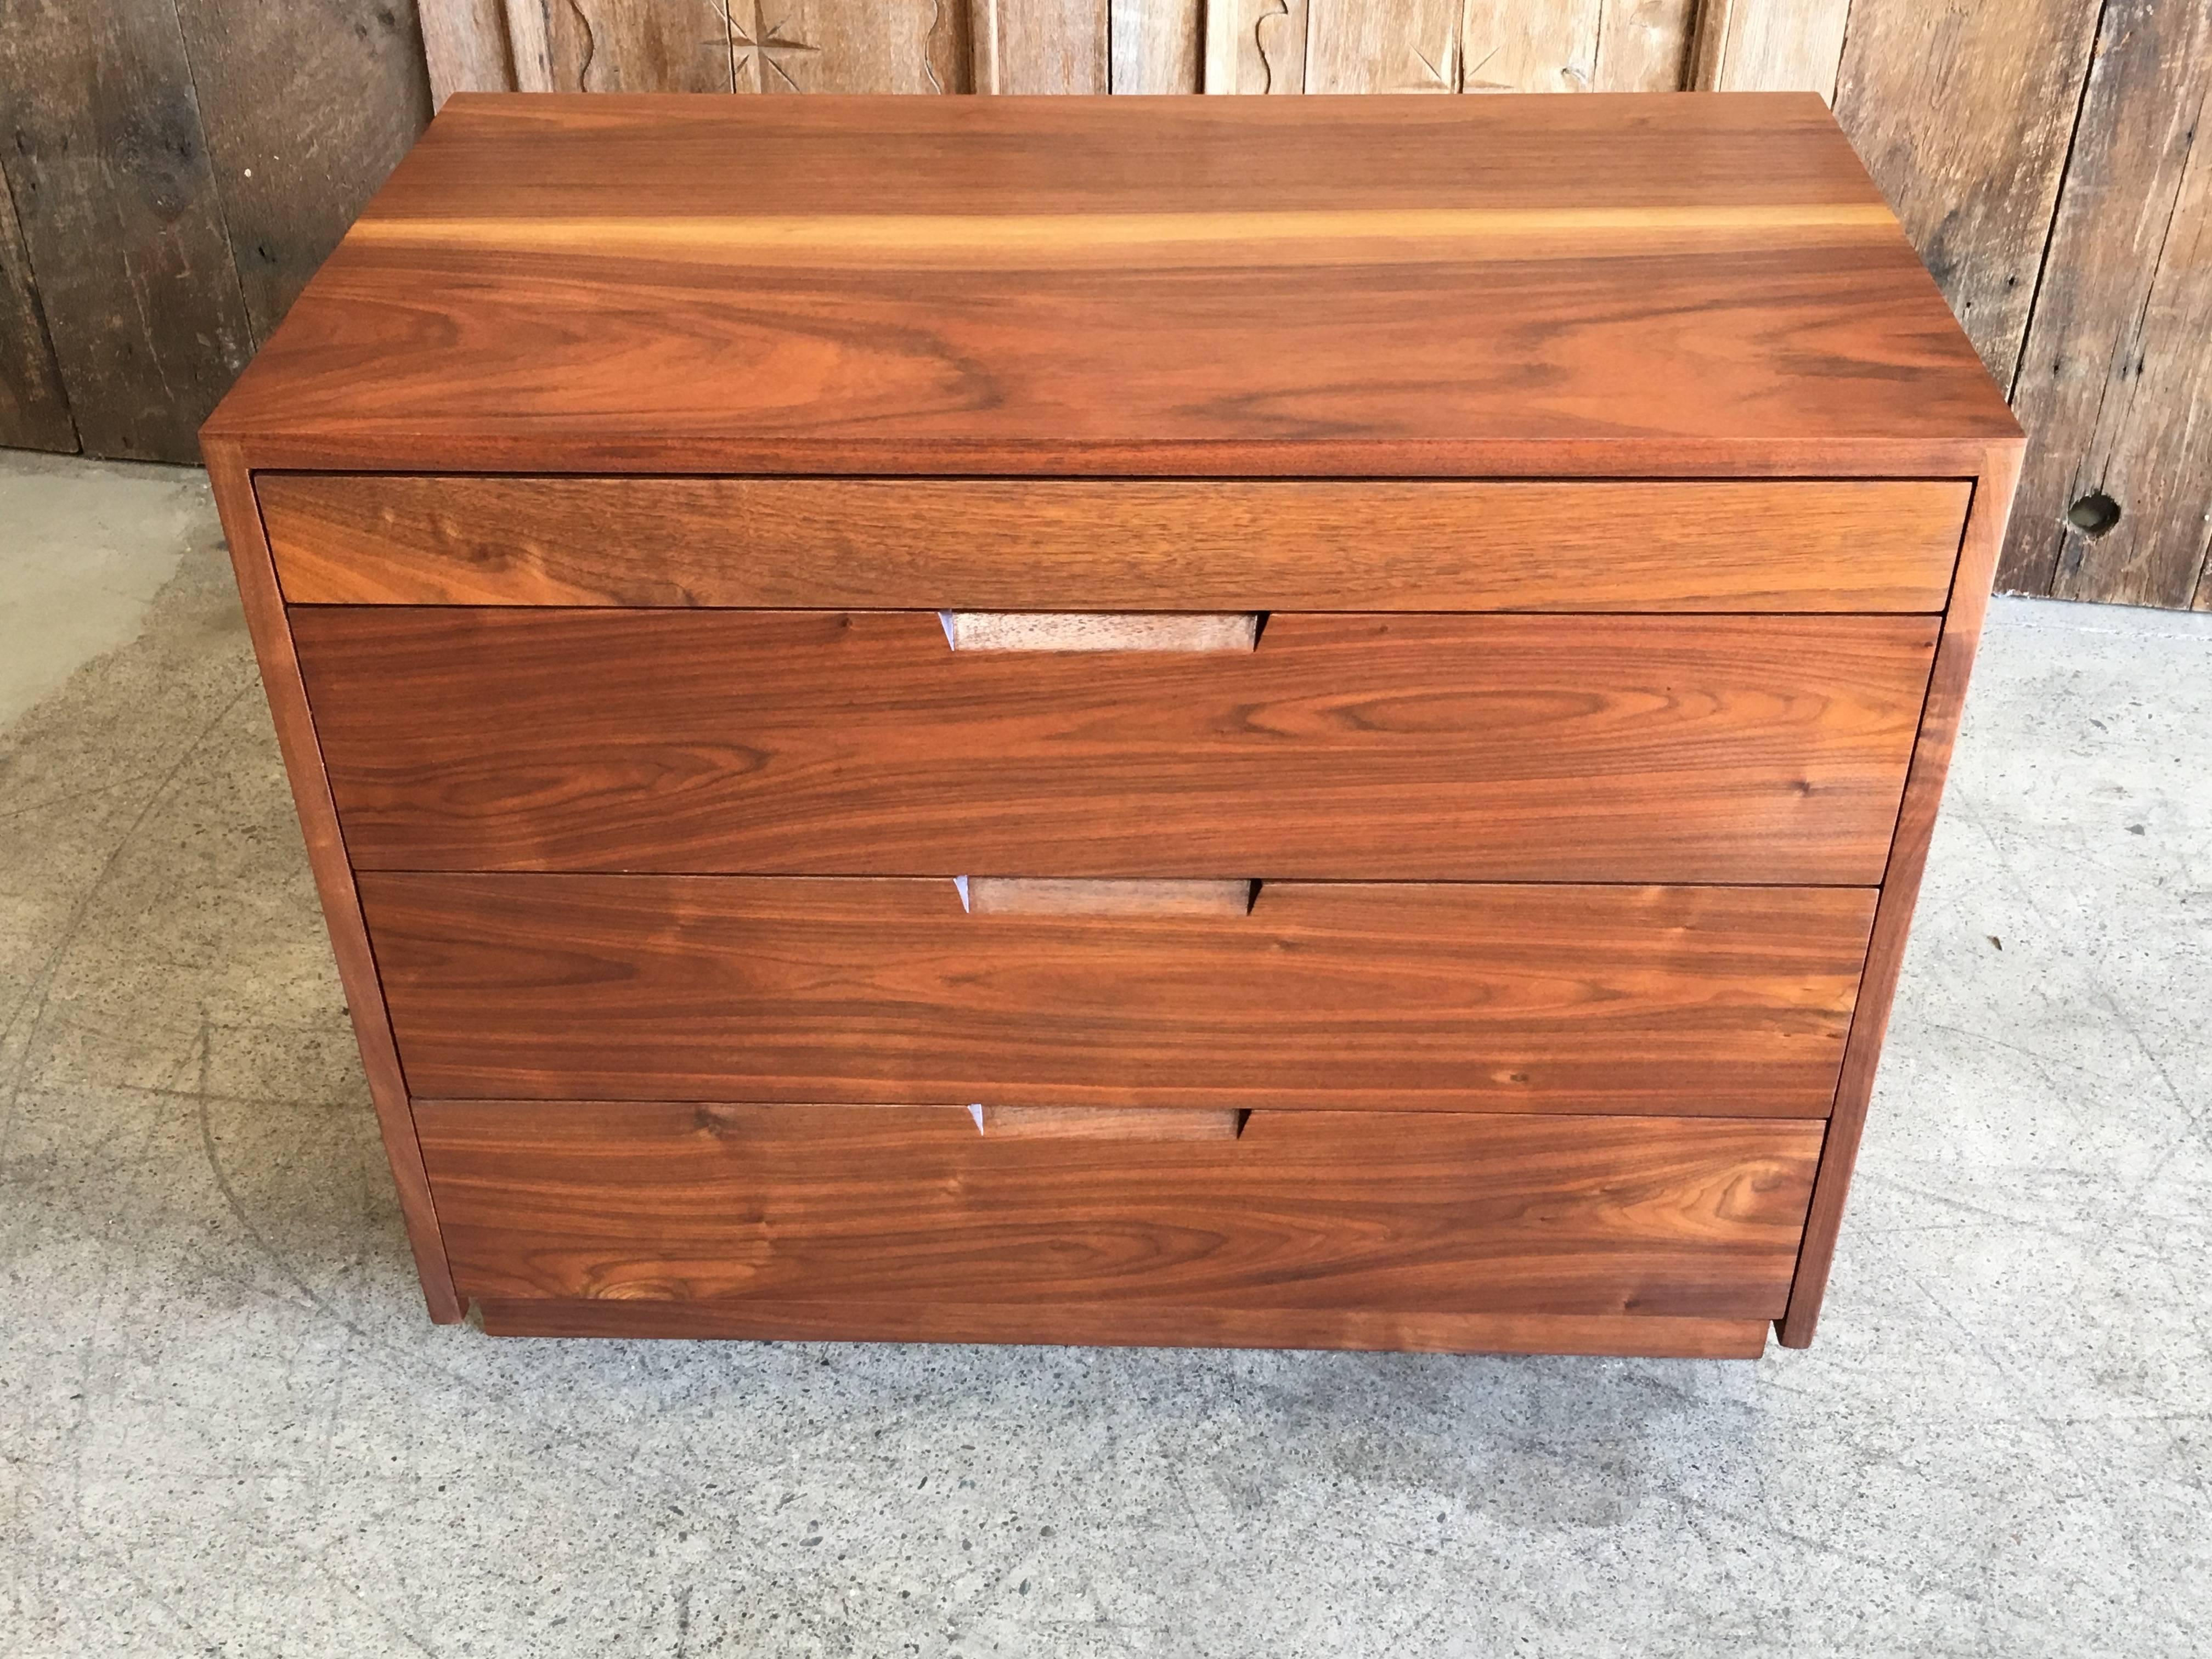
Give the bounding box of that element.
[420,1102,1821,1351]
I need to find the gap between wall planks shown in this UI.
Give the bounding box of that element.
[2,0,2206,608]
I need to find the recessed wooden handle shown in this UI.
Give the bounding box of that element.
[957,877,1255,915]
[970,1105,1248,1141]
[940,611,1259,651]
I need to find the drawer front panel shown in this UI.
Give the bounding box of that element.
[261,476,1968,612]
[362,875,1876,1115]
[298,609,1938,884]
[419,1100,1824,1321]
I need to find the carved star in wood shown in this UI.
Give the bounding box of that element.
[718,0,820,93]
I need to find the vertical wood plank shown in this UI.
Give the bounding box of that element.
[1306,0,1463,93]
[1111,0,1201,92]
[0,0,255,463]
[980,0,1109,93]
[0,159,77,454]
[1459,1,1600,94]
[171,0,433,346]
[546,0,734,92]
[2004,2,2212,608]
[1593,0,1694,92]
[419,0,515,105]
[505,0,556,91]
[1691,0,1851,102]
[1833,0,2101,390]
[1203,0,1306,93]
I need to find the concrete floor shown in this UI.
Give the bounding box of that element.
[1,450,2205,1657]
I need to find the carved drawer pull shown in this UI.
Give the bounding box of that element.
[969,1104,1248,1141]
[939,611,1259,651]
[956,877,1256,915]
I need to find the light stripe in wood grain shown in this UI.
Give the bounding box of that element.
[348,202,1903,268]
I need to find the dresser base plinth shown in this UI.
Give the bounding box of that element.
[474,1300,1771,1359]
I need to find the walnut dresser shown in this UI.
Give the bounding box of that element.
[202,93,2022,1358]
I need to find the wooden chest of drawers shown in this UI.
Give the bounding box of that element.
[202,93,2022,1357]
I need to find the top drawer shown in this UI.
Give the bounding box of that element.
[259,476,1970,612]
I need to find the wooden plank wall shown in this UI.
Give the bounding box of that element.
[1,0,2205,610]
[0,1,431,461]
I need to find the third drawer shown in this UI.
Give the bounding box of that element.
[360,874,1877,1116]
[296,608,1939,884]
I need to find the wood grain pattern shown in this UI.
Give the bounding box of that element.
[545,0,733,92]
[1203,0,1306,94]
[0,160,75,454]
[1594,0,1695,94]
[1779,441,2024,1347]
[419,0,517,105]
[2005,2,2212,610]
[419,1101,1824,1319]
[201,439,461,1323]
[258,474,1972,612]
[1691,0,1852,103]
[981,0,1110,93]
[1833,0,2103,389]
[1305,1,1464,93]
[296,608,1936,883]
[0,0,254,461]
[362,876,1878,1114]
[477,1300,1774,1356]
[200,95,2019,477]
[1110,0,1200,93]
[1459,1,1598,94]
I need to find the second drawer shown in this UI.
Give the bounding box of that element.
[361,874,1876,1115]
[295,609,1938,884]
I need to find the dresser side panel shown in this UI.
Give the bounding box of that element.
[1778,439,2024,1346]
[204,442,461,1324]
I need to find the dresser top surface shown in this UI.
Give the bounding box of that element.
[204,93,2018,476]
